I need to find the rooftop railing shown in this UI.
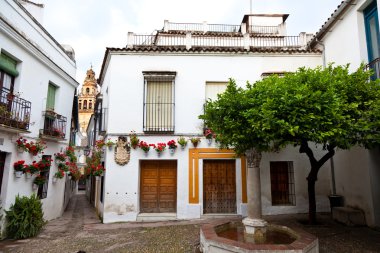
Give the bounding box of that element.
[0,87,31,131]
[165,21,279,34]
[129,33,304,49]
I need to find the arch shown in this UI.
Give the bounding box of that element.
[86,88,90,94]
[89,102,92,109]
[79,102,82,110]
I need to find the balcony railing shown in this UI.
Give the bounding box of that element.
[40,110,67,139]
[366,57,380,80]
[0,87,31,131]
[129,33,304,49]
[95,108,108,134]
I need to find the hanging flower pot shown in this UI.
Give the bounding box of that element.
[25,172,32,179]
[169,148,175,154]
[17,146,24,153]
[207,138,212,145]
[14,171,23,178]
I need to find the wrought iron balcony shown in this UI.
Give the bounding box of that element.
[40,110,67,139]
[0,87,31,131]
[366,57,380,80]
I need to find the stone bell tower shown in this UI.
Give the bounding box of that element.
[78,68,98,135]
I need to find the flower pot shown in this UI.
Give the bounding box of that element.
[25,173,32,179]
[14,171,23,178]
[180,146,186,150]
[53,177,58,183]
[108,146,113,151]
[169,148,175,154]
[207,138,212,145]
[192,142,198,148]
[32,184,38,190]
[17,147,24,153]
[95,176,101,181]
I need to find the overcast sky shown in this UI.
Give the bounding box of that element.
[39,0,342,84]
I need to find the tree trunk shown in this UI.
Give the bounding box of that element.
[307,168,318,224]
[300,140,335,224]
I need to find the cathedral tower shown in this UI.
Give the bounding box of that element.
[78,68,98,134]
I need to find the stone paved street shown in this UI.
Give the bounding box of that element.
[0,193,379,253]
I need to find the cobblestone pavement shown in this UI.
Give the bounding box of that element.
[0,193,379,253]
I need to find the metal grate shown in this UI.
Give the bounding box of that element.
[0,87,31,130]
[365,57,380,80]
[143,73,175,133]
[41,111,67,139]
[270,161,296,206]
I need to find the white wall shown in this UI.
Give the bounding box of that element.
[320,0,380,227]
[99,51,325,222]
[0,0,78,225]
[104,52,321,135]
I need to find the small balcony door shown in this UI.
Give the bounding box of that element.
[364,1,380,62]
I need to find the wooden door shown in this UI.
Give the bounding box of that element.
[203,160,236,214]
[140,160,177,213]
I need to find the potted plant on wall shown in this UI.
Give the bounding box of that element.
[130,131,139,149]
[33,175,46,190]
[177,136,187,149]
[167,140,177,154]
[138,141,150,153]
[53,170,65,183]
[204,128,214,145]
[15,137,28,153]
[13,160,25,178]
[105,138,115,150]
[154,143,166,156]
[190,137,201,148]
[54,152,66,164]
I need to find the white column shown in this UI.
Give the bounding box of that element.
[186,32,192,50]
[126,32,134,49]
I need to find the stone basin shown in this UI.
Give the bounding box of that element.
[200,220,319,253]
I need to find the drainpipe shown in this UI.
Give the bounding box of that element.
[314,38,336,195]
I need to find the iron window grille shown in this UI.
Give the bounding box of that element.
[270,161,296,206]
[143,71,176,133]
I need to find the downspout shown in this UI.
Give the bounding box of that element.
[314,38,337,195]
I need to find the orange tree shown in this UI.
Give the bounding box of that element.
[200,64,380,224]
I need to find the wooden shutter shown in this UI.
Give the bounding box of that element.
[205,82,227,101]
[46,84,56,110]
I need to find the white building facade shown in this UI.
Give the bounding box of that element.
[94,15,337,223]
[0,0,78,231]
[309,0,380,227]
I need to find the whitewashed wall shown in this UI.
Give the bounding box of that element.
[0,0,78,224]
[99,51,328,223]
[319,0,380,227]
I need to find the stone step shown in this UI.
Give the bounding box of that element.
[136,213,177,222]
[332,207,366,226]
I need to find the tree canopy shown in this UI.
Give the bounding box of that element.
[200,64,380,223]
[201,64,380,154]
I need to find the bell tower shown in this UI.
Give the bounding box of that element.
[78,68,98,135]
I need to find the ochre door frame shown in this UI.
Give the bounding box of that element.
[188,148,247,204]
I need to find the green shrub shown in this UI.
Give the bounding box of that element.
[5,194,45,239]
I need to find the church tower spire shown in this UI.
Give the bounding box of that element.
[78,67,98,134]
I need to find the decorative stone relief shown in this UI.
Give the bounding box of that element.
[115,136,131,165]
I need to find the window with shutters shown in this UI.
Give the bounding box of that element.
[46,83,57,111]
[205,81,228,101]
[143,71,176,133]
[270,161,296,206]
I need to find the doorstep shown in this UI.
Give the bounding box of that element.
[201,214,242,219]
[137,213,177,222]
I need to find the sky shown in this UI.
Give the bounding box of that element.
[39,0,342,85]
